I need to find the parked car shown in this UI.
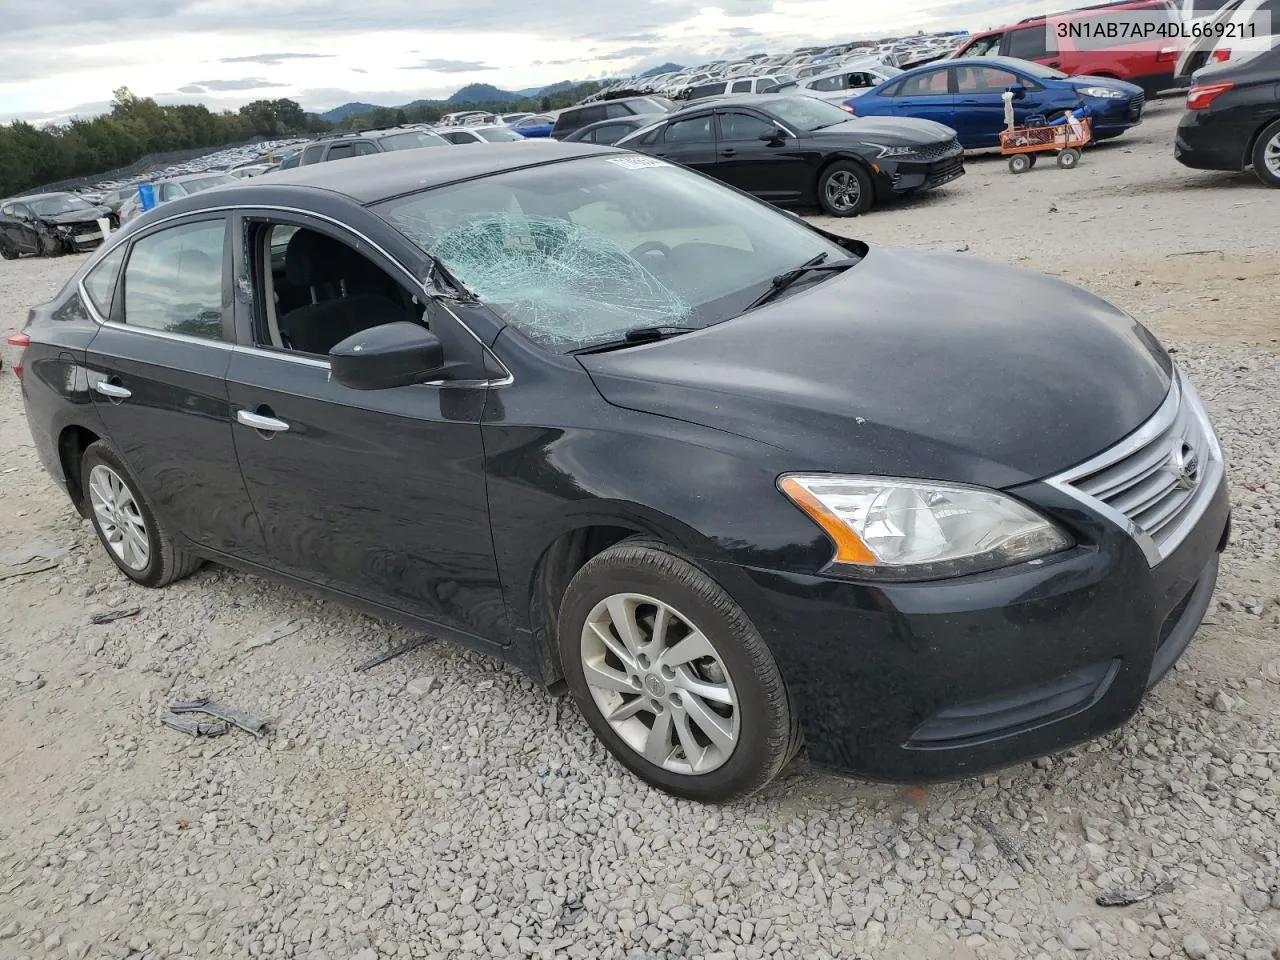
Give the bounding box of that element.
[952,0,1182,95]
[616,94,963,216]
[771,60,904,102]
[1174,44,1280,186]
[511,115,556,138]
[1173,0,1279,82]
[12,141,1229,801]
[560,115,658,144]
[297,128,451,165]
[551,96,675,139]
[228,164,273,179]
[116,172,239,224]
[0,192,114,258]
[845,57,1145,148]
[682,76,785,100]
[435,125,529,144]
[500,112,536,125]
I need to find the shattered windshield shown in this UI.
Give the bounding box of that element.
[373,155,848,352]
[30,195,97,217]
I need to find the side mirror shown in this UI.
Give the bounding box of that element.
[329,322,445,390]
[1007,83,1027,100]
[759,125,787,142]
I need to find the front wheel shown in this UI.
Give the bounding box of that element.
[1008,154,1031,174]
[558,538,799,802]
[1252,118,1280,188]
[1058,147,1081,169]
[0,244,17,260]
[817,160,874,217]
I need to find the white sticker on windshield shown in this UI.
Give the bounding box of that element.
[605,155,666,169]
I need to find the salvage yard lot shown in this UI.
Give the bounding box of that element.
[1,99,1278,960]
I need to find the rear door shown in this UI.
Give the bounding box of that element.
[882,66,958,125]
[650,112,718,172]
[713,108,808,200]
[83,215,264,557]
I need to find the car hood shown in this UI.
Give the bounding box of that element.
[37,209,108,225]
[1069,75,1145,96]
[580,246,1173,489]
[813,116,957,143]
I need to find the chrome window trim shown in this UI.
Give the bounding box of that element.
[76,202,514,388]
[1045,368,1225,567]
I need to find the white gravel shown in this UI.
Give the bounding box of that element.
[1,100,1278,960]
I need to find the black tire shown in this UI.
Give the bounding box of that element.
[1057,148,1081,169]
[1008,155,1031,174]
[816,160,874,217]
[558,537,799,802]
[1027,153,1038,168]
[0,244,16,260]
[80,441,202,587]
[1251,118,1280,188]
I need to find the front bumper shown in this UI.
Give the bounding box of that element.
[880,151,965,195]
[705,474,1229,784]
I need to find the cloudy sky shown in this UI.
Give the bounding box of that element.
[0,0,1045,123]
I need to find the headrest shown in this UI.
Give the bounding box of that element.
[285,230,351,287]
[176,247,218,286]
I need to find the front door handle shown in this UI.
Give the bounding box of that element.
[92,379,131,400]
[236,409,290,433]
[720,147,737,157]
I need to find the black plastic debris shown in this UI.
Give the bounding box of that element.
[1096,877,1173,907]
[353,635,434,673]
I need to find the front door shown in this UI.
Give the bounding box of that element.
[952,64,1037,147]
[83,215,264,557]
[713,109,808,201]
[225,214,508,644]
[652,113,719,174]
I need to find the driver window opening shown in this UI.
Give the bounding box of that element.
[252,222,427,357]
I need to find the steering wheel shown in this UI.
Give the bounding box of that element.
[630,240,672,260]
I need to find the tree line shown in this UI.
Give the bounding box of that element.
[0,80,605,198]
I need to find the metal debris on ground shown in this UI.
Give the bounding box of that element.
[161,712,230,738]
[246,619,303,651]
[1096,877,1174,907]
[353,635,434,673]
[167,698,268,737]
[90,607,142,625]
[974,811,1033,871]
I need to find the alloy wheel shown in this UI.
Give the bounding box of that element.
[580,593,741,775]
[1265,132,1280,176]
[88,464,150,571]
[824,170,861,213]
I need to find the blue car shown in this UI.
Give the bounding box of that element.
[511,114,554,138]
[843,56,1145,149]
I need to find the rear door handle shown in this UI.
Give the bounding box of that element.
[236,409,290,433]
[92,379,131,400]
[720,147,737,157]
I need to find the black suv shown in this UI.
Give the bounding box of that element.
[297,127,451,165]
[551,96,675,139]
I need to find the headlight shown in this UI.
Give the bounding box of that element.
[778,474,1072,580]
[866,142,918,158]
[1076,86,1125,99]
[56,224,74,235]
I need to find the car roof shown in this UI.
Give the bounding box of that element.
[664,93,814,116]
[239,140,610,204]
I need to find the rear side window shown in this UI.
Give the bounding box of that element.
[122,219,227,341]
[301,144,325,164]
[688,83,724,99]
[354,141,378,156]
[326,143,356,161]
[83,245,126,317]
[604,103,634,119]
[1007,25,1056,59]
[731,79,753,92]
[963,34,1003,57]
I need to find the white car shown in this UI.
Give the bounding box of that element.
[434,125,530,145]
[772,60,903,103]
[1174,0,1279,80]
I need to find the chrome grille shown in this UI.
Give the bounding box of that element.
[1048,370,1223,567]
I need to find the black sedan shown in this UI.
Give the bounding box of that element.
[14,143,1228,801]
[614,94,964,216]
[0,192,114,259]
[1175,45,1280,188]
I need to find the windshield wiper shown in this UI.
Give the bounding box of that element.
[573,325,700,355]
[745,254,860,312]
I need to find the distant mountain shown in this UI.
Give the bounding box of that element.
[318,101,383,122]
[639,62,684,77]
[447,83,518,104]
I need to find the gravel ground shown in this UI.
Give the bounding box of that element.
[0,99,1278,960]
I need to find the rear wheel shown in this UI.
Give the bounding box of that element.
[817,160,874,217]
[1251,118,1280,188]
[81,441,202,587]
[558,537,799,801]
